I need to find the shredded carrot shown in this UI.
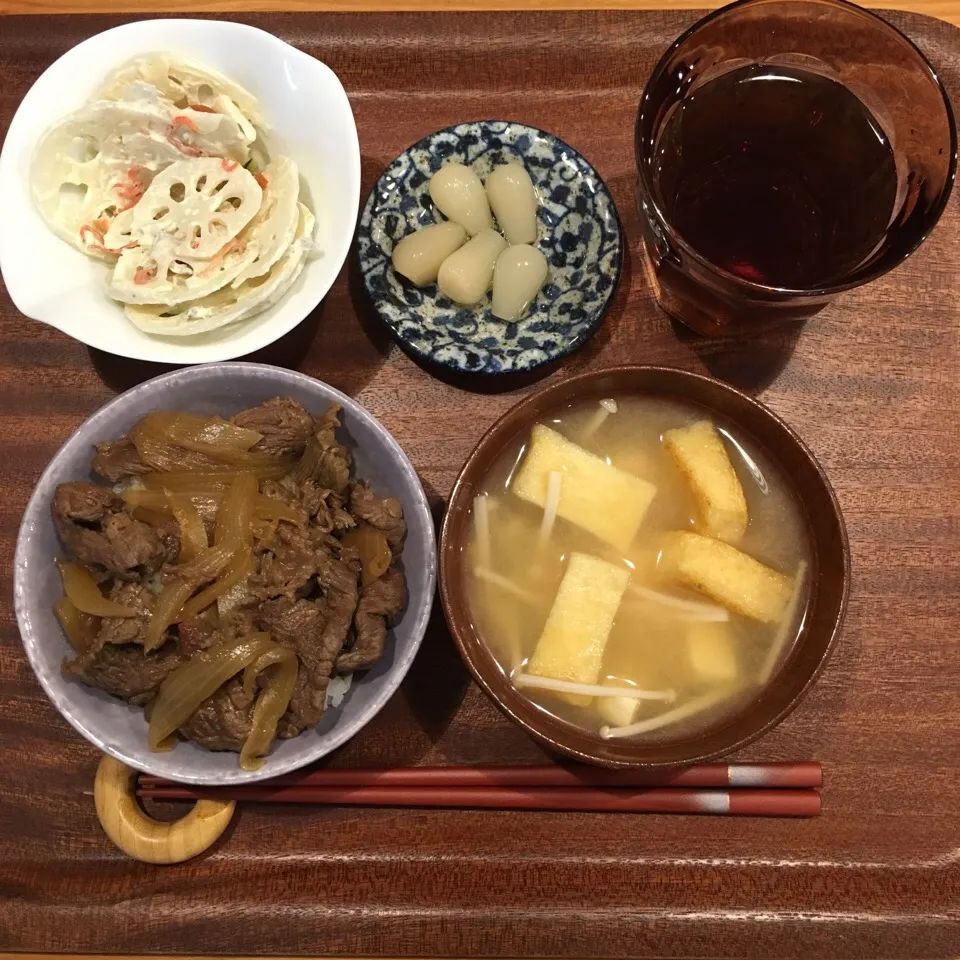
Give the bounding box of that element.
[113,166,148,212]
[134,265,158,285]
[198,238,245,278]
[79,224,104,247]
[172,115,200,133]
[79,222,136,256]
[254,172,268,189]
[166,132,205,158]
[189,104,218,113]
[166,117,206,158]
[221,158,239,172]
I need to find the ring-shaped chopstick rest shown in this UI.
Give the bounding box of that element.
[94,754,235,864]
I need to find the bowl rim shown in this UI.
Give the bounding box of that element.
[13,361,437,782]
[439,363,851,767]
[357,118,624,377]
[0,17,361,364]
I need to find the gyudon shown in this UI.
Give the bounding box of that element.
[52,397,406,770]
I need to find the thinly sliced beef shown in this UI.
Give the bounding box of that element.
[259,596,332,737]
[179,678,253,751]
[258,551,359,738]
[314,486,355,535]
[177,616,221,657]
[291,405,351,494]
[316,551,361,652]
[91,438,152,483]
[337,566,406,673]
[62,640,183,704]
[149,513,182,566]
[52,481,175,577]
[95,582,154,649]
[262,475,354,535]
[260,476,311,529]
[349,481,407,554]
[219,600,260,641]
[232,397,314,459]
[251,522,318,600]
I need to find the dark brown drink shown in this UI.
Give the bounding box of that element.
[652,63,898,290]
[634,0,956,336]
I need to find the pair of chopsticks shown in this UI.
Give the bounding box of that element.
[139,762,822,817]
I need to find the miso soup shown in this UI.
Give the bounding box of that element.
[465,394,811,741]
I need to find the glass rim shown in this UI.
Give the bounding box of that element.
[635,0,959,299]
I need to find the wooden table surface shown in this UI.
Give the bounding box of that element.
[2,0,960,28]
[0,3,959,960]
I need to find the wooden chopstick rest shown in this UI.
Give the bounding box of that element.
[94,754,235,864]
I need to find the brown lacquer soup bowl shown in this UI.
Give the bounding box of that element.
[439,365,850,767]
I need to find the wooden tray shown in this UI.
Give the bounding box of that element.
[1,10,959,958]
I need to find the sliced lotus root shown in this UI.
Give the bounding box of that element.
[30,99,182,258]
[125,203,315,336]
[96,55,265,137]
[132,158,262,258]
[230,156,300,286]
[107,231,248,305]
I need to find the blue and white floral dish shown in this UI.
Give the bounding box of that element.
[357,121,623,377]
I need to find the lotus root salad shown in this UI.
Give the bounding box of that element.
[31,55,315,337]
[465,395,812,741]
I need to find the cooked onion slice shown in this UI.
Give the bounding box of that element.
[239,645,299,771]
[342,523,391,587]
[124,487,301,526]
[53,596,100,651]
[145,579,195,651]
[165,489,208,561]
[128,414,295,473]
[135,412,284,467]
[177,550,255,622]
[56,558,138,618]
[215,473,258,551]
[148,412,263,453]
[148,631,274,750]
[170,542,236,583]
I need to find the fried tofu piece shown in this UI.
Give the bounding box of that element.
[512,425,656,552]
[659,531,792,623]
[663,420,748,544]
[528,552,630,705]
[685,621,738,683]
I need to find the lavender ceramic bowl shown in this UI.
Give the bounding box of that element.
[13,363,436,784]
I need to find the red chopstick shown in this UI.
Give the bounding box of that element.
[140,761,821,791]
[138,783,820,817]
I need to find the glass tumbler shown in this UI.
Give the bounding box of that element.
[635,0,957,335]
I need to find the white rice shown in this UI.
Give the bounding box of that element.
[326,673,353,708]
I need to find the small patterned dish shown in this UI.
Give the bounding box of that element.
[357,121,623,377]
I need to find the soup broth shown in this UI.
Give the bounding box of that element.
[465,394,811,742]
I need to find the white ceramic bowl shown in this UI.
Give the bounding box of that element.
[13,363,436,784]
[0,19,360,363]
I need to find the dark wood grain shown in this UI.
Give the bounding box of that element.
[1,10,959,958]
